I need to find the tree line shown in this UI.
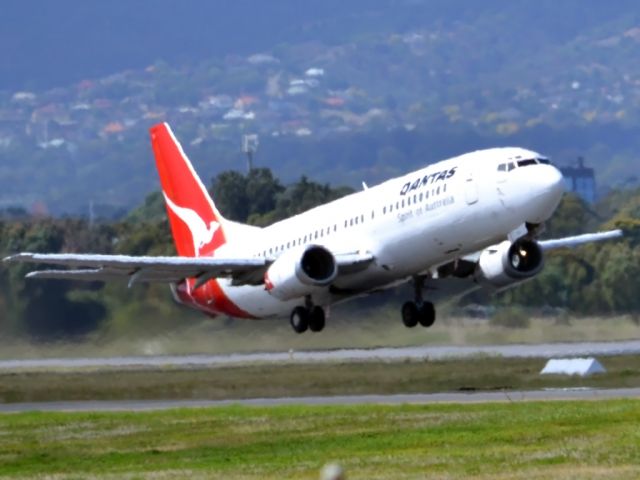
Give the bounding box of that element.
[1,168,639,340]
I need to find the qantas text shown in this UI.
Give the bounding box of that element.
[399,167,457,196]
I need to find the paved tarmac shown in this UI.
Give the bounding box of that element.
[1,388,639,413]
[1,340,640,370]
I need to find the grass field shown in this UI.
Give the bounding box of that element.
[2,355,640,403]
[0,400,639,479]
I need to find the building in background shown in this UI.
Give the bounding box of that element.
[560,157,596,204]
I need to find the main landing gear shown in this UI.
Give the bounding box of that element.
[290,298,326,333]
[401,276,436,328]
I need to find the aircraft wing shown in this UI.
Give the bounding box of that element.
[538,229,623,250]
[3,253,268,286]
[3,250,375,287]
[430,228,624,299]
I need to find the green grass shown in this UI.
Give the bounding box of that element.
[2,355,640,403]
[0,401,639,479]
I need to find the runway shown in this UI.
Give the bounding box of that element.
[1,339,640,370]
[1,387,639,413]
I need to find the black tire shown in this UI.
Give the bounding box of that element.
[401,301,419,328]
[290,306,309,333]
[418,302,436,327]
[308,306,326,332]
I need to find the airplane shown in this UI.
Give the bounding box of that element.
[4,122,622,333]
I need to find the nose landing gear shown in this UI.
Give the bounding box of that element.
[401,276,436,328]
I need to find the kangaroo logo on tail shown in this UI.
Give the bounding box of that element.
[163,193,220,257]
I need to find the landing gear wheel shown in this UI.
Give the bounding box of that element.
[418,302,436,327]
[290,306,309,334]
[308,306,326,332]
[401,301,419,328]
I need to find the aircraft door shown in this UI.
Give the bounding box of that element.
[496,162,508,184]
[465,170,479,205]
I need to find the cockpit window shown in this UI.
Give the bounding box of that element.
[517,159,538,167]
[500,157,548,172]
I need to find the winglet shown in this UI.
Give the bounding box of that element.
[150,123,227,258]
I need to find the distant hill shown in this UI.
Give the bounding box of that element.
[0,0,424,91]
[2,0,637,91]
[1,0,640,214]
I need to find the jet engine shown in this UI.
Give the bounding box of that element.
[475,238,544,289]
[264,245,338,301]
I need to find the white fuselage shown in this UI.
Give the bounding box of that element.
[212,147,564,318]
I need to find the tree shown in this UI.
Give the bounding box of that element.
[210,171,249,221]
[594,242,640,315]
[543,193,592,238]
[245,168,285,218]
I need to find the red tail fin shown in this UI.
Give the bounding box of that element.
[150,122,226,257]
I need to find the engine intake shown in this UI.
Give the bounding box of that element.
[265,245,337,301]
[475,238,544,288]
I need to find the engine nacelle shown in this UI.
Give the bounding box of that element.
[475,238,544,289]
[264,245,338,301]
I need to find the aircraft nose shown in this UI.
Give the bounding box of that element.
[524,164,565,222]
[526,164,564,196]
[545,165,565,198]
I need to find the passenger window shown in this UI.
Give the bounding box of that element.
[383,206,387,214]
[443,184,447,192]
[361,214,364,223]
[426,191,429,199]
[419,193,423,202]
[437,186,440,195]
[413,194,417,204]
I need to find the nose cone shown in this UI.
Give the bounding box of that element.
[526,165,565,222]
[544,165,565,198]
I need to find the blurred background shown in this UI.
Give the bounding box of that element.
[0,0,639,354]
